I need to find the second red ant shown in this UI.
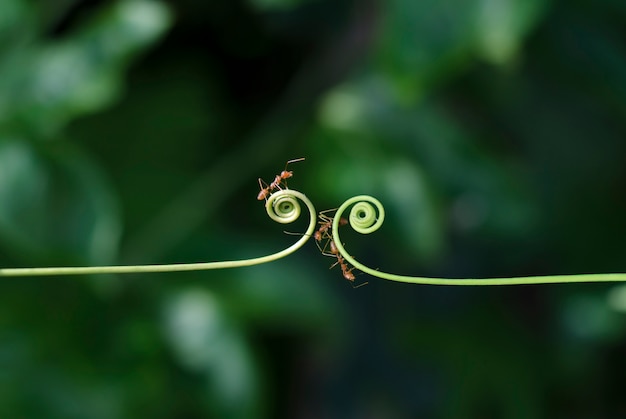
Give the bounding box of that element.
[314,209,348,243]
[314,209,367,288]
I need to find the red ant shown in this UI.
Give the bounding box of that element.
[314,209,348,243]
[257,158,305,201]
[314,209,367,288]
[323,239,367,288]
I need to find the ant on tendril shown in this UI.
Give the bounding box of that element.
[314,209,367,288]
[257,158,305,201]
[314,209,348,242]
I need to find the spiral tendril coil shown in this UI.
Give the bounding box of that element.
[347,197,385,234]
[331,195,626,286]
[266,191,301,224]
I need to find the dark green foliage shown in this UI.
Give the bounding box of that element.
[1,0,626,417]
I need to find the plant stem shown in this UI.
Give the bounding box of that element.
[0,190,316,277]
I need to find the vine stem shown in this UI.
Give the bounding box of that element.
[332,195,626,286]
[0,190,316,277]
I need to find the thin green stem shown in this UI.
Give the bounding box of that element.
[332,195,626,285]
[0,190,316,277]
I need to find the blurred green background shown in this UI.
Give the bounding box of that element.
[2,0,626,417]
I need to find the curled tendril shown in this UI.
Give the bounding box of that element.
[0,189,316,277]
[346,196,385,234]
[266,190,302,224]
[332,195,626,286]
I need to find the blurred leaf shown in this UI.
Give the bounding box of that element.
[0,139,121,265]
[474,0,546,64]
[376,0,547,101]
[316,78,537,262]
[0,0,171,138]
[224,260,340,328]
[163,288,260,418]
[376,0,476,102]
[0,0,29,47]
[607,284,626,313]
[561,294,623,342]
[165,228,341,328]
[68,57,222,244]
[381,158,444,262]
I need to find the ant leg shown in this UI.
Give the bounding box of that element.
[283,230,314,238]
[329,258,341,270]
[317,210,348,231]
[318,209,338,222]
[315,238,335,258]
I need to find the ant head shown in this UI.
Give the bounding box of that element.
[314,231,322,241]
[339,217,348,226]
[280,170,293,179]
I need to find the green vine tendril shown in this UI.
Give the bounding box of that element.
[332,195,626,285]
[0,190,316,277]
